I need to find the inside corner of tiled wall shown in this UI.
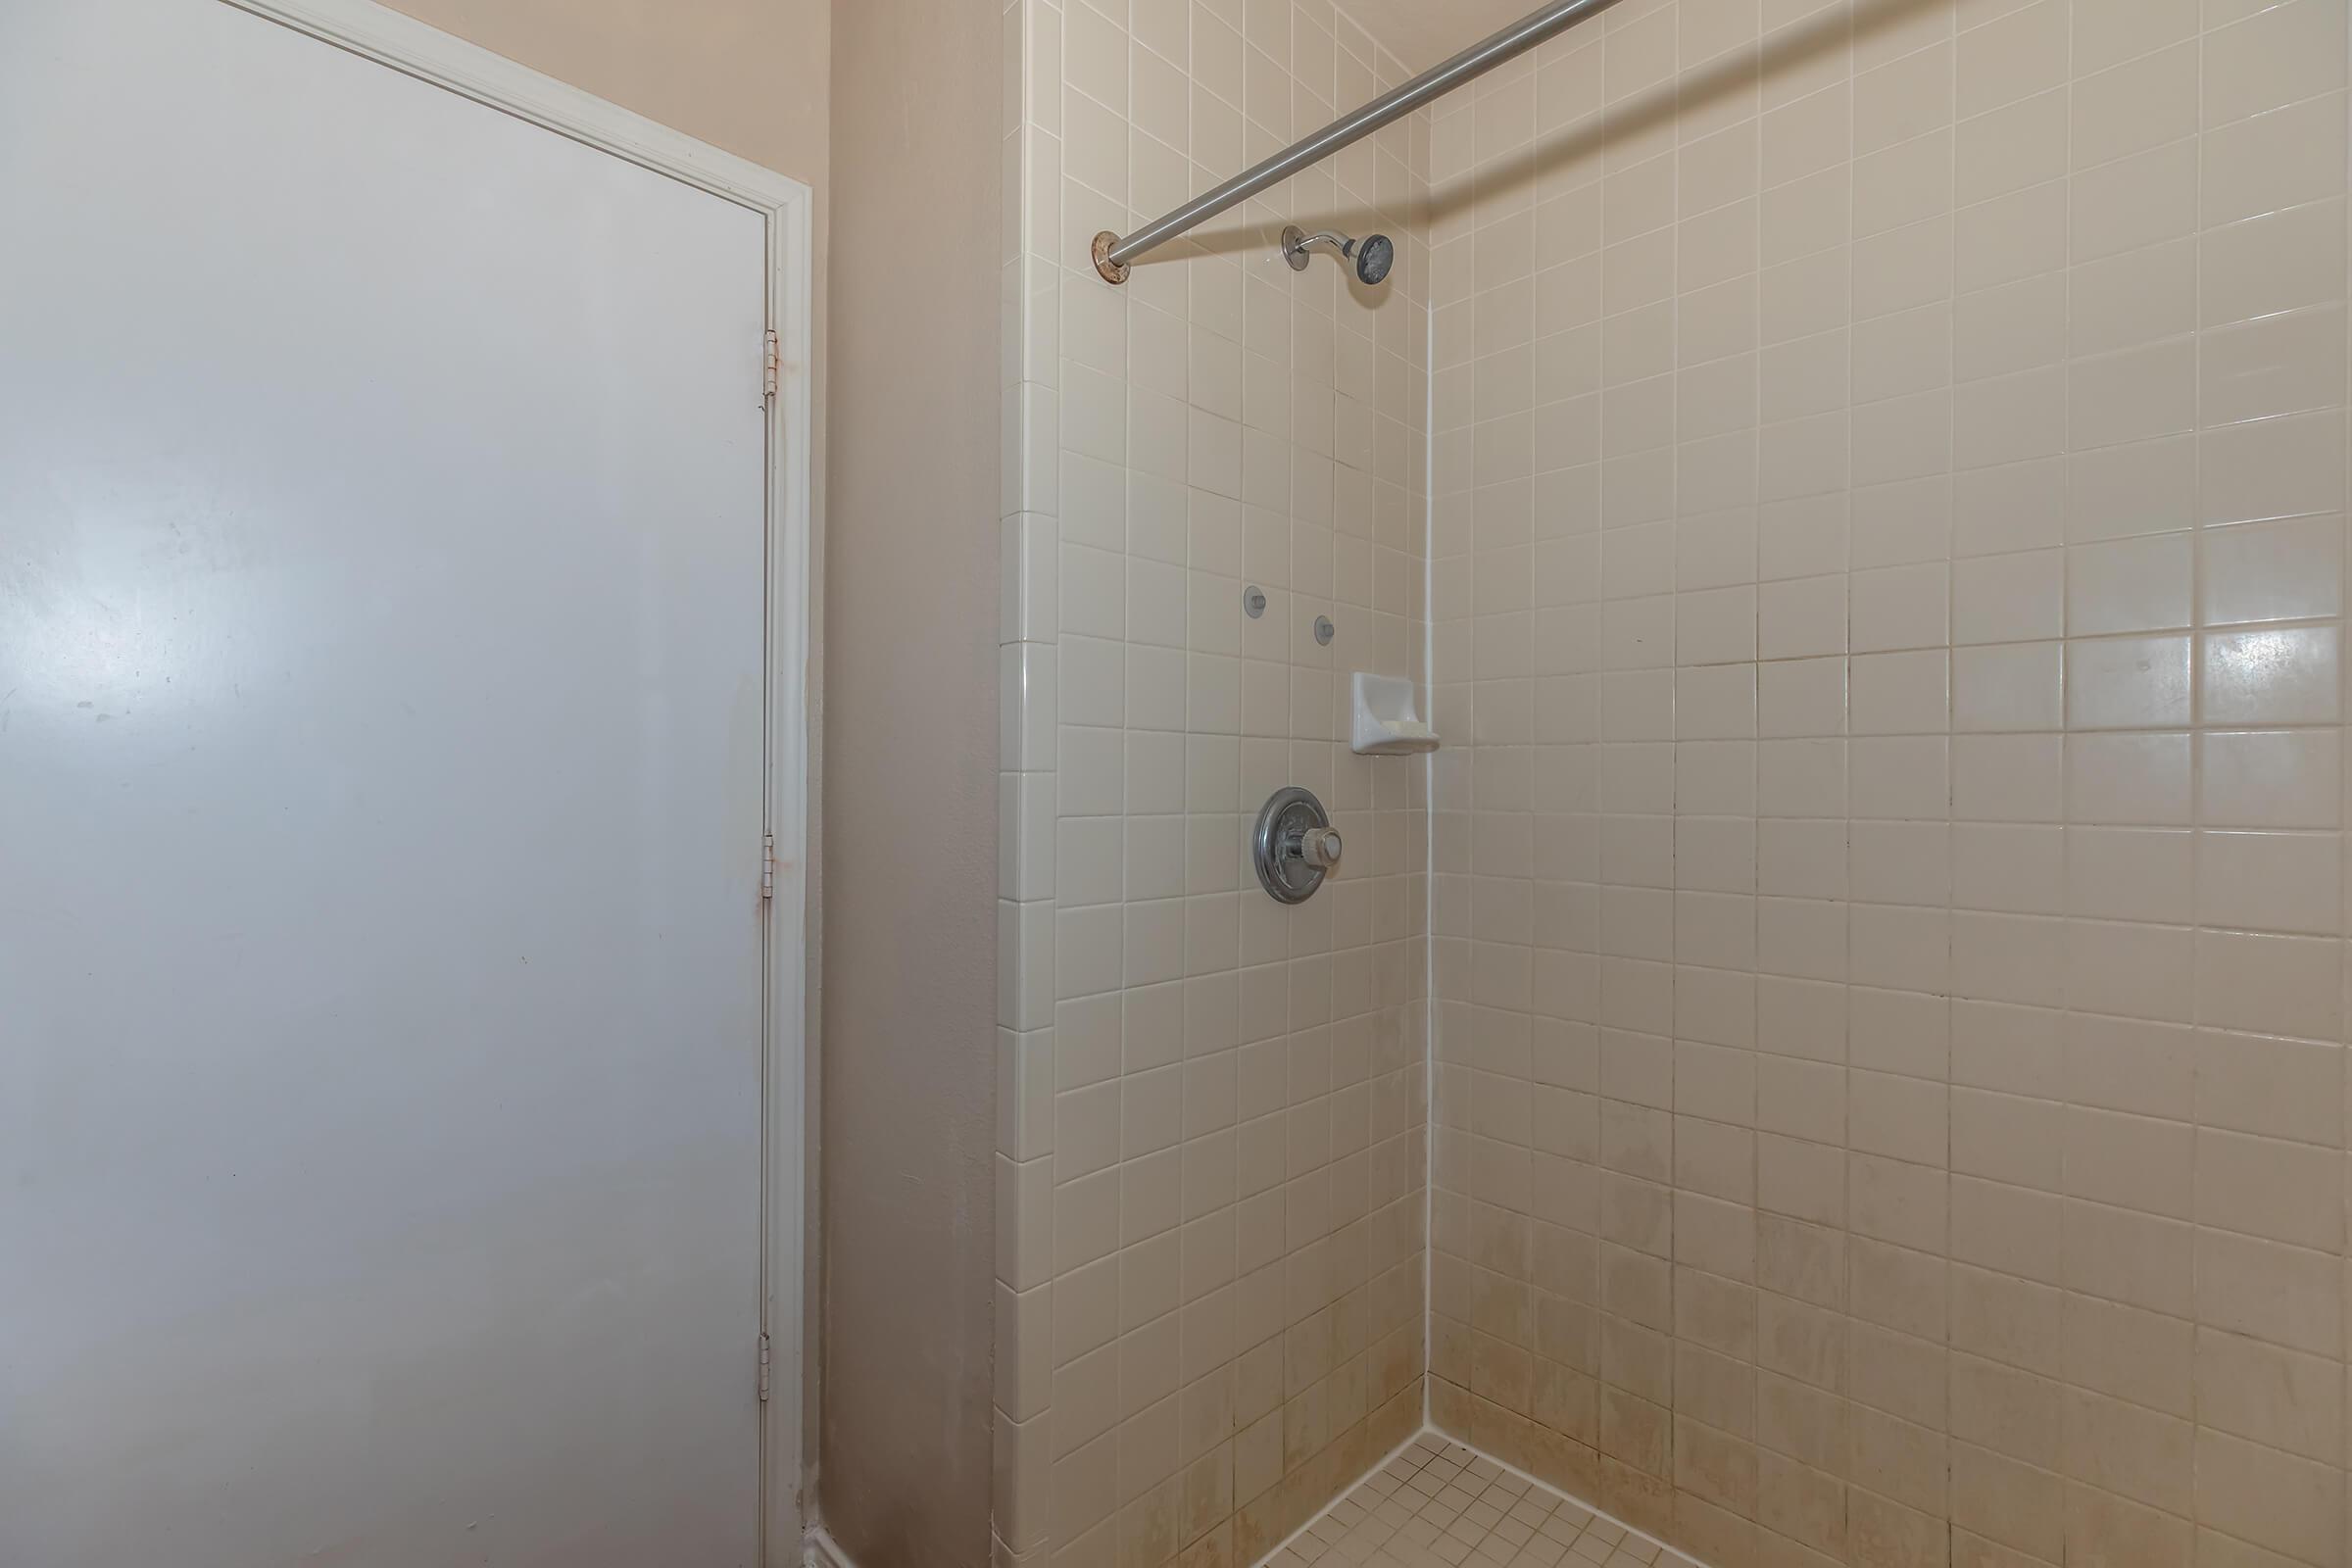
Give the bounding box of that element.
[1004,0,2352,1564]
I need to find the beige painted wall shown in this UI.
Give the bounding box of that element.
[821,0,1003,1564]
[379,0,830,190]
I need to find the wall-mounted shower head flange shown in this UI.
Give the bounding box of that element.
[1281,224,1313,271]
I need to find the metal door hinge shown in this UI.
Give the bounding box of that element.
[761,329,780,404]
[758,1332,772,1402]
[761,833,776,901]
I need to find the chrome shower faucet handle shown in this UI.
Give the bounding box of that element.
[1254,787,1341,904]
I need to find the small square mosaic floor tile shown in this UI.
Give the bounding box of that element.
[1258,1433,1704,1568]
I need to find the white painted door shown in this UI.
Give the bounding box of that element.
[0,4,775,1565]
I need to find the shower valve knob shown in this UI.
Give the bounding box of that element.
[1291,826,1343,869]
[1254,787,1340,904]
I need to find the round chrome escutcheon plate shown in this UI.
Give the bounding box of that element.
[1253,785,1340,904]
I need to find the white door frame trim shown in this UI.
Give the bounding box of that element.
[211,3,815,1559]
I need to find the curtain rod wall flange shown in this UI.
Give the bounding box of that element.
[1092,231,1129,285]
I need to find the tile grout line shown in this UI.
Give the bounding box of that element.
[1421,99,1440,1435]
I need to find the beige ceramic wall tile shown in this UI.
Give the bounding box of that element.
[1427,1,2352,1565]
[1001,0,1434,1564]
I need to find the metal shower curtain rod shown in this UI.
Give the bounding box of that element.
[1091,0,1635,283]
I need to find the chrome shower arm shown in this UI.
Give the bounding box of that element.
[1089,0,1636,284]
[1280,225,1396,285]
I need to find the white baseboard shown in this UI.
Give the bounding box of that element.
[804,1525,857,1568]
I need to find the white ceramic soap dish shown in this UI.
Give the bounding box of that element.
[1350,671,1441,756]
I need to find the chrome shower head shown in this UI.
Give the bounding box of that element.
[1281,224,1396,287]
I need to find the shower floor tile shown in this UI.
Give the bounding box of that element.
[1258,1432,1704,1568]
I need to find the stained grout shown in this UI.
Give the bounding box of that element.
[1254,1431,1704,1568]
